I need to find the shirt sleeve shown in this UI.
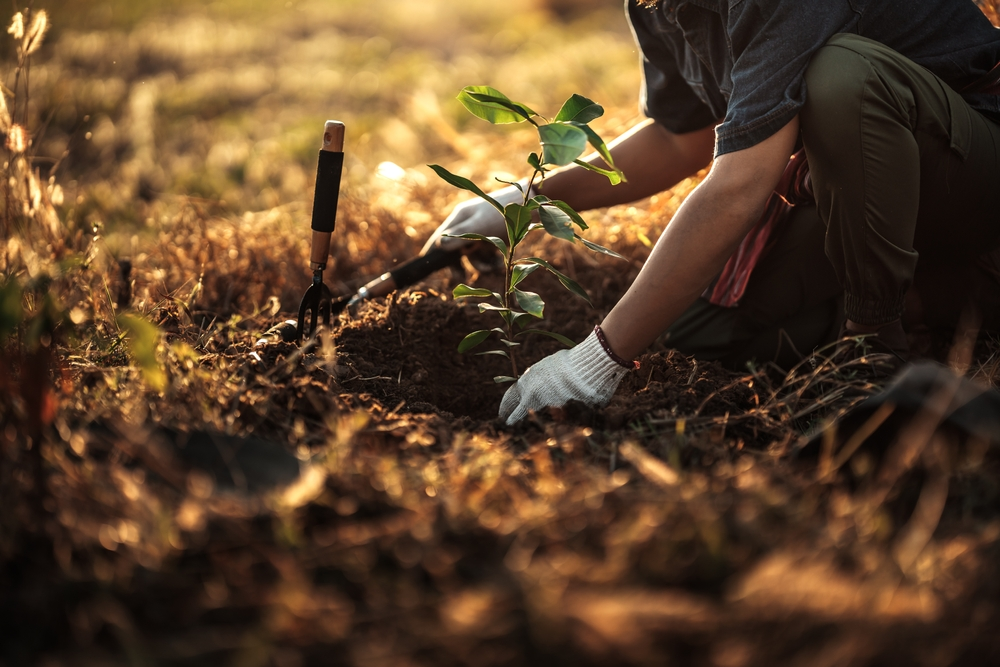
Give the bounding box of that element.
[716,0,856,156]
[627,1,719,135]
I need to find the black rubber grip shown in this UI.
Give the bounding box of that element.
[311,150,344,233]
[388,247,462,289]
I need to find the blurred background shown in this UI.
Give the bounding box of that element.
[22,0,640,234]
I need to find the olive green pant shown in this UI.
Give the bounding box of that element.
[802,34,1000,326]
[664,204,844,370]
[666,34,1000,369]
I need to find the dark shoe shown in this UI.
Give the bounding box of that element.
[842,319,909,358]
[833,319,909,378]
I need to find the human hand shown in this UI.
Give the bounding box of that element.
[499,327,636,425]
[420,183,530,255]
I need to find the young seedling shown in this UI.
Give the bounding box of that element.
[429,86,626,383]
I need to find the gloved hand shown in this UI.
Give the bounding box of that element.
[421,182,532,255]
[499,327,637,425]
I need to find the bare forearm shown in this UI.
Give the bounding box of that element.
[537,119,715,211]
[599,181,765,358]
[599,117,801,360]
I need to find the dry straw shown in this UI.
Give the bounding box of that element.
[0,92,11,133]
[7,11,23,40]
[1,8,63,250]
[23,10,48,55]
[5,124,26,153]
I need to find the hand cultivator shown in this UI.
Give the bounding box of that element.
[260,120,463,345]
[295,120,346,342]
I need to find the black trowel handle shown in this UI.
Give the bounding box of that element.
[309,121,346,272]
[349,246,463,304]
[389,247,463,288]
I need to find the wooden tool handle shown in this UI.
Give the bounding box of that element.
[322,120,345,153]
[309,120,346,271]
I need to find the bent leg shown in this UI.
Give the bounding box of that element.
[665,204,843,370]
[801,33,1000,327]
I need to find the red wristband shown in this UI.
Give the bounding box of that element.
[594,325,640,370]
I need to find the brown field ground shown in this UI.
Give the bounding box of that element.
[3,1,1000,665]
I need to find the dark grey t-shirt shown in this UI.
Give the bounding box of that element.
[627,0,1000,156]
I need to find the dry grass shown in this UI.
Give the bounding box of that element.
[2,2,1000,665]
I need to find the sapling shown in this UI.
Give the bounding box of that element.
[429,86,626,383]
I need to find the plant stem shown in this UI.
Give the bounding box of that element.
[504,168,543,378]
[504,256,518,378]
[523,169,541,206]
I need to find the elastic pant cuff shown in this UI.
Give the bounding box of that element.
[844,293,906,326]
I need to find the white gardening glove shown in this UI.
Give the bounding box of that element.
[499,327,637,425]
[421,182,532,255]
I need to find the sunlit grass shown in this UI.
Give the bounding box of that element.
[2,2,1000,665]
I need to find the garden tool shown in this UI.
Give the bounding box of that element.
[293,120,468,343]
[260,245,464,346]
[334,245,463,309]
[296,120,346,342]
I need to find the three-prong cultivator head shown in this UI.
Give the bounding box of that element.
[297,120,346,342]
[264,119,468,347]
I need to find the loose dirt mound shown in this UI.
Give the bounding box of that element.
[331,256,754,430]
[334,291,517,421]
[609,350,754,426]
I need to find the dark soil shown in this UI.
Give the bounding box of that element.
[8,245,1000,667]
[334,290,522,421]
[608,350,754,426]
[331,252,755,430]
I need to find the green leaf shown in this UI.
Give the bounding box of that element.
[511,262,541,288]
[0,278,24,341]
[500,339,521,347]
[514,289,544,318]
[504,202,535,245]
[573,159,623,186]
[478,303,512,313]
[520,329,577,348]
[457,86,536,124]
[495,177,524,194]
[554,94,604,124]
[458,329,492,353]
[476,349,510,358]
[494,375,518,384]
[23,290,65,350]
[575,233,627,260]
[537,205,574,242]
[538,123,588,167]
[444,233,508,257]
[513,312,535,329]
[427,164,504,214]
[570,123,626,181]
[549,199,589,230]
[527,152,545,173]
[453,284,494,299]
[117,313,167,392]
[518,257,592,305]
[533,196,588,231]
